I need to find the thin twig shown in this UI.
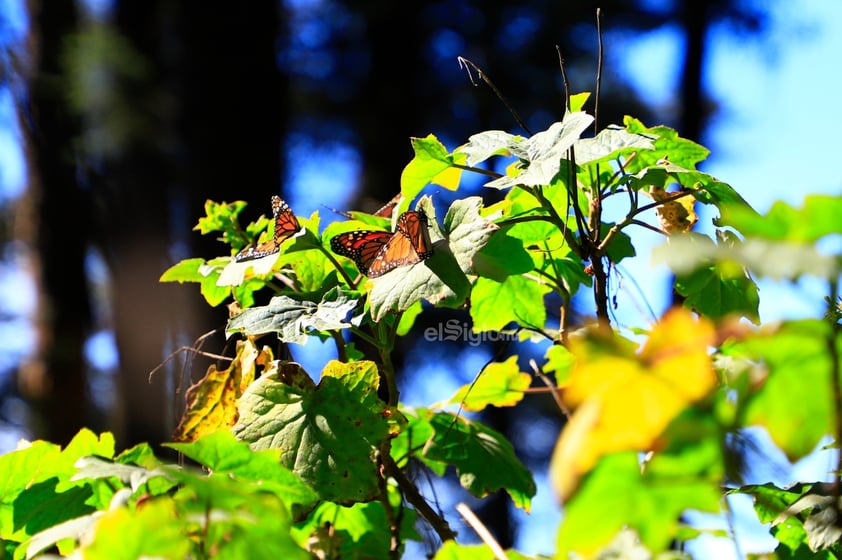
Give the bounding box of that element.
[148,329,228,383]
[458,56,532,136]
[556,45,570,112]
[594,8,603,134]
[455,502,508,560]
[381,452,457,542]
[529,359,569,417]
[826,280,842,515]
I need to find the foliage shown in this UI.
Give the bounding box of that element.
[4,96,842,560]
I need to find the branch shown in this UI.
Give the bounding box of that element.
[381,452,458,543]
[458,57,532,136]
[456,502,508,560]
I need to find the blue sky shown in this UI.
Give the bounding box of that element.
[1,1,841,557]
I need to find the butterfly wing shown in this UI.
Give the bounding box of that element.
[330,230,393,271]
[235,195,300,262]
[366,211,434,278]
[271,195,302,244]
[395,210,433,259]
[372,193,402,218]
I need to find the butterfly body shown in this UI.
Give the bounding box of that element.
[330,210,433,278]
[235,195,301,262]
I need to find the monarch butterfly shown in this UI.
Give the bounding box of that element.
[330,210,433,278]
[235,195,301,262]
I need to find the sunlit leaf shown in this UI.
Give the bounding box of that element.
[485,112,594,189]
[293,500,416,560]
[556,452,720,557]
[172,339,263,442]
[167,430,317,509]
[721,194,842,243]
[423,411,535,511]
[401,134,464,199]
[226,289,358,344]
[78,498,190,560]
[729,320,835,460]
[233,360,401,504]
[447,356,531,411]
[470,275,549,332]
[551,308,717,500]
[573,124,655,167]
[456,129,517,166]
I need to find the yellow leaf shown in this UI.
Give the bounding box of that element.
[649,186,697,234]
[447,356,532,411]
[551,308,717,501]
[172,339,266,442]
[431,158,464,191]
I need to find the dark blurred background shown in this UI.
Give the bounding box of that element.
[2,0,829,555]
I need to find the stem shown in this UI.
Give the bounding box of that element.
[317,243,357,287]
[377,447,402,559]
[450,162,504,179]
[597,190,695,253]
[381,452,458,543]
[826,280,841,509]
[457,57,532,135]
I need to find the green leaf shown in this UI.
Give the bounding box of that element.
[401,134,463,199]
[71,456,174,494]
[556,451,720,557]
[456,130,518,167]
[159,258,206,283]
[654,230,838,282]
[80,498,191,560]
[18,509,101,559]
[194,199,248,235]
[472,226,534,280]
[623,117,710,170]
[721,194,842,242]
[568,92,591,113]
[600,223,636,264]
[226,289,358,344]
[574,124,655,166]
[293,500,413,560]
[734,320,835,461]
[675,265,759,322]
[368,196,496,321]
[447,356,531,411]
[485,112,594,189]
[166,430,317,508]
[544,344,575,385]
[396,300,424,336]
[233,360,401,504]
[470,275,549,332]
[423,411,535,511]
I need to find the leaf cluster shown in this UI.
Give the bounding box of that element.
[5,96,842,559]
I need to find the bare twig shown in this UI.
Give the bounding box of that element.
[458,56,532,136]
[148,329,227,383]
[455,502,508,560]
[529,358,569,417]
[594,7,603,134]
[381,452,458,542]
[556,45,570,112]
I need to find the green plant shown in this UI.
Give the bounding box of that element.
[3,91,842,559]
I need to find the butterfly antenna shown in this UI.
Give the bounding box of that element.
[458,56,533,136]
[320,203,353,219]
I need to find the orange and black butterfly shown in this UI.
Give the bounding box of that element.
[330,210,433,278]
[235,195,301,262]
